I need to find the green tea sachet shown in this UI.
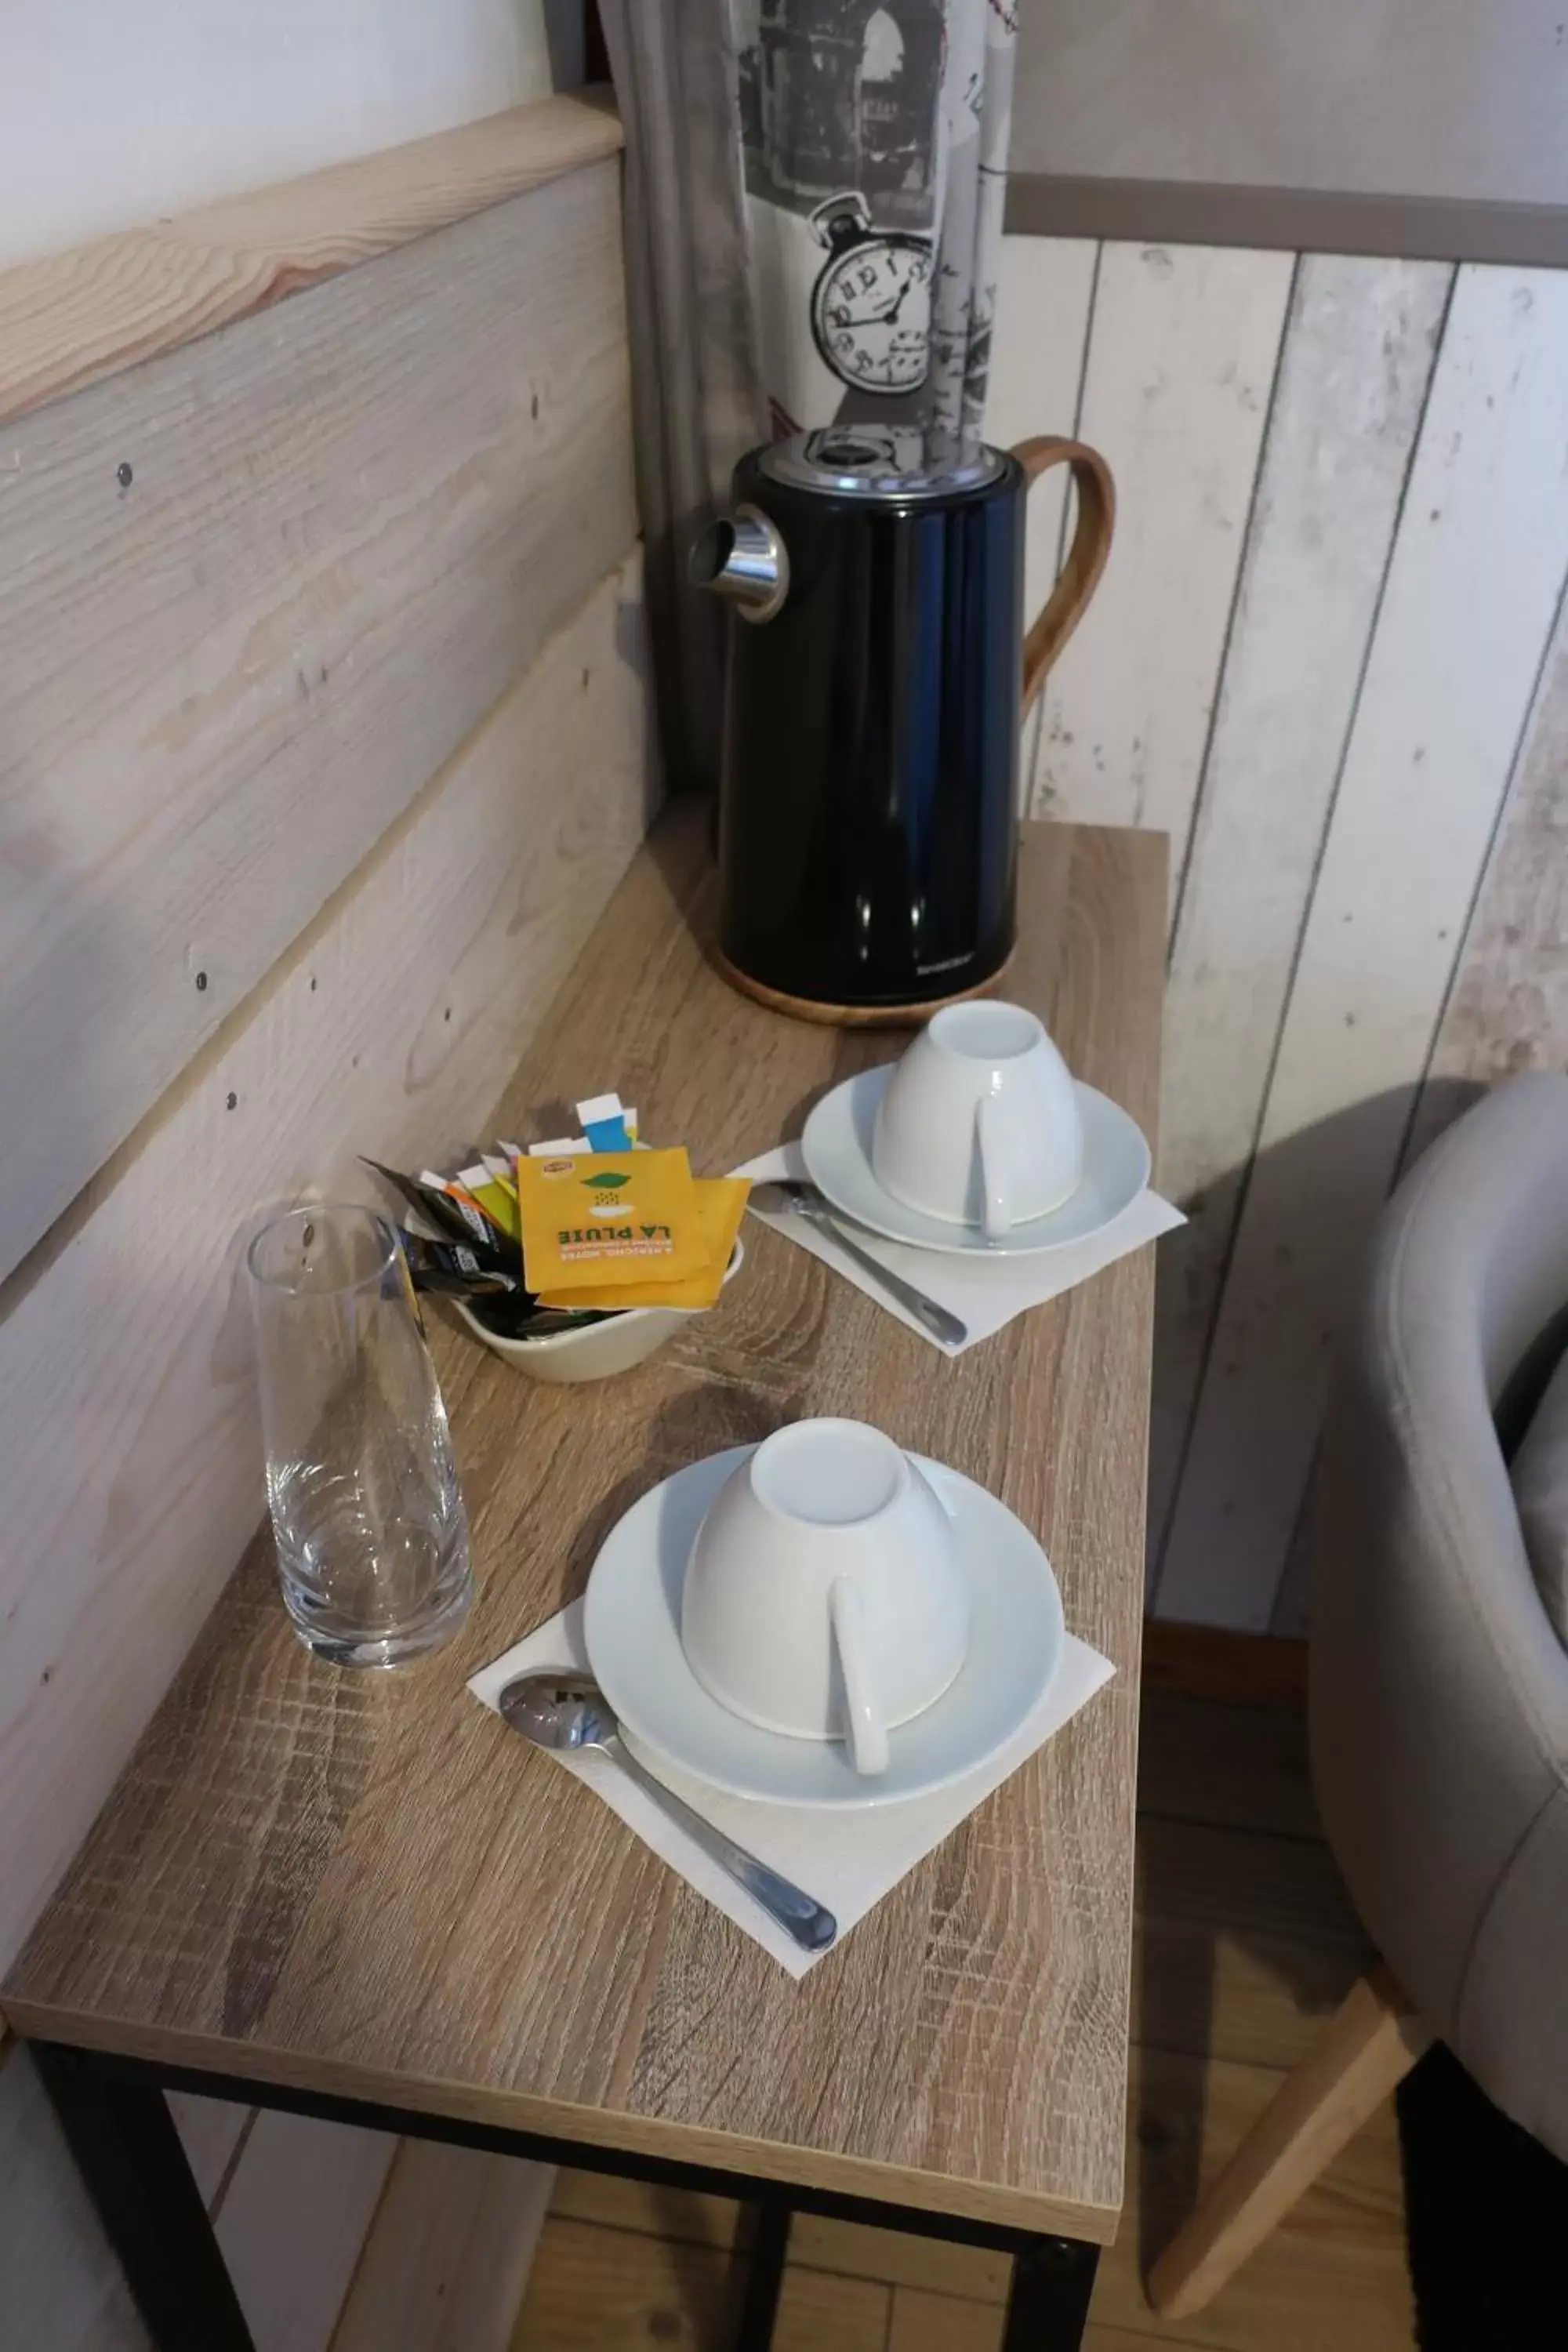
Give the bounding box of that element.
[514,1149,709,1294]
[456,1160,520,1243]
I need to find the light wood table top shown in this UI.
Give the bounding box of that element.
[3,804,1165,2246]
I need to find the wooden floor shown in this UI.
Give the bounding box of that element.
[510,1635,1416,2350]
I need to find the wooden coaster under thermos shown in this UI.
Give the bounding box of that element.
[693,426,1114,1029]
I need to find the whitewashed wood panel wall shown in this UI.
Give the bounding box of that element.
[991,236,1568,1632]
[0,115,637,2352]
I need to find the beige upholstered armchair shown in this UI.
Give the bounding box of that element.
[1149,1071,1568,2316]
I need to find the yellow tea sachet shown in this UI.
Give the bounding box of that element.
[516,1149,708,1294]
[535,1176,750,1312]
[679,1174,750,1305]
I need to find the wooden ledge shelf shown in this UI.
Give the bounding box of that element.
[0,91,622,428]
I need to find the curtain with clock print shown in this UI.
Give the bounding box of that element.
[732,0,1019,444]
[596,0,1019,789]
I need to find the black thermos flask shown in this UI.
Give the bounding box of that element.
[691,424,1113,1022]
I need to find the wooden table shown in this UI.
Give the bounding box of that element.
[2,804,1164,2352]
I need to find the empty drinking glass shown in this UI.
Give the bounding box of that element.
[246,1203,474,1667]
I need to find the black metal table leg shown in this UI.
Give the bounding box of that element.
[1001,2234,1100,2350]
[31,2038,1105,2352]
[33,2043,257,2352]
[733,2198,791,2350]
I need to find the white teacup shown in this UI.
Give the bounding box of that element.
[871,1000,1083,1240]
[681,1419,969,1777]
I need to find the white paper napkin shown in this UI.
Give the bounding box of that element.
[735,1142,1184,1354]
[470,1602,1113,1978]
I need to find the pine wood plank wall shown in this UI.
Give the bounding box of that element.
[992,238,1568,1631]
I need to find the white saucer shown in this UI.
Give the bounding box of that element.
[582,1446,1064,1809]
[800,1065,1150,1258]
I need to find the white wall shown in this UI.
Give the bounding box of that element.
[0,0,554,270]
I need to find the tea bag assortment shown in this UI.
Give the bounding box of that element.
[365,1092,749,1342]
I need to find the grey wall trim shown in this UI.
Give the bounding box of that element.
[1005,173,1568,270]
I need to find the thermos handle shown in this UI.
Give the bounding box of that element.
[1011,437,1116,716]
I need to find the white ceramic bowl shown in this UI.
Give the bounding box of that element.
[452,1239,744,1384]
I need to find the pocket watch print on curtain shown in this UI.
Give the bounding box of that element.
[733,0,946,433]
[731,0,1019,437]
[808,191,933,395]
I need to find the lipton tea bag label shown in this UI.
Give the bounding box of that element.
[515,1150,706,1292]
[535,1175,750,1312]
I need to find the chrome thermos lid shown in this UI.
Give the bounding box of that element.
[690,424,1014,624]
[758,423,1007,502]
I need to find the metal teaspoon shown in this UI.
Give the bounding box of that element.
[750,1179,968,1348]
[497,1670,838,1954]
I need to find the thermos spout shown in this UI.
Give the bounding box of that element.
[689,503,789,622]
